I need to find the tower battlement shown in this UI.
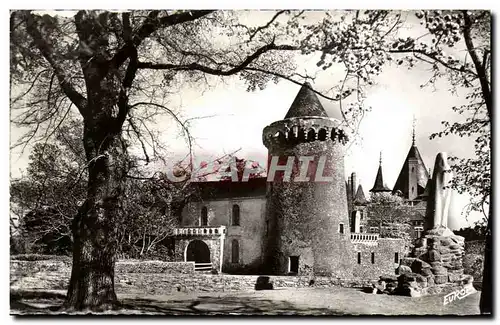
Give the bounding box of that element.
[262,116,348,148]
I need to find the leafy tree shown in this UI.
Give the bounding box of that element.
[454,220,488,242]
[10,119,87,254]
[366,193,413,252]
[382,10,491,314]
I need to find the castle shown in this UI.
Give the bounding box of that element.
[172,83,431,277]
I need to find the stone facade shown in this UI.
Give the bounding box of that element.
[179,196,267,273]
[174,233,224,273]
[352,238,405,279]
[171,83,406,278]
[262,123,352,276]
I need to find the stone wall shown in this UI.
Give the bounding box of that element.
[116,260,195,274]
[352,238,405,279]
[11,259,194,276]
[264,138,353,277]
[182,197,267,272]
[10,259,377,294]
[174,237,222,272]
[11,259,71,274]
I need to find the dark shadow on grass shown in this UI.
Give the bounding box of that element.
[119,295,344,315]
[11,289,342,315]
[10,290,65,314]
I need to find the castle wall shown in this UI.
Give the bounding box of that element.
[264,136,354,276]
[181,197,267,273]
[174,236,223,272]
[352,238,405,279]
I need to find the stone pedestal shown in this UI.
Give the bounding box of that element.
[381,228,476,297]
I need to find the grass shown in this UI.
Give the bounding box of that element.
[11,286,481,316]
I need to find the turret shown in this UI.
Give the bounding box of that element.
[392,119,430,200]
[370,152,391,193]
[262,82,353,276]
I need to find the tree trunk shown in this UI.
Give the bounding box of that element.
[63,119,128,311]
[479,202,492,315]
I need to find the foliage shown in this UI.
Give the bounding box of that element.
[463,240,485,283]
[454,220,488,242]
[367,193,414,250]
[117,176,180,259]
[10,118,86,255]
[387,10,491,218]
[10,118,185,258]
[383,10,491,313]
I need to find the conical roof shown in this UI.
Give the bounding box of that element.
[354,184,368,204]
[392,145,430,199]
[284,82,329,119]
[370,165,391,193]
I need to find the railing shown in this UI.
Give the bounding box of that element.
[174,226,226,236]
[194,262,212,271]
[350,233,379,243]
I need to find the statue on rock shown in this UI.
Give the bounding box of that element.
[425,152,454,236]
[395,152,471,298]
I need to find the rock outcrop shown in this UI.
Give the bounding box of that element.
[383,229,476,297]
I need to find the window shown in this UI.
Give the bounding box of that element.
[415,226,423,238]
[359,226,364,233]
[357,252,361,264]
[371,252,375,264]
[231,239,239,263]
[339,223,344,234]
[394,252,399,264]
[318,128,327,141]
[201,206,208,226]
[232,204,240,226]
[307,129,316,141]
[289,256,299,274]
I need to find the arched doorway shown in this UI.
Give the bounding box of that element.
[185,240,210,263]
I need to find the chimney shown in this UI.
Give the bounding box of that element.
[351,172,357,198]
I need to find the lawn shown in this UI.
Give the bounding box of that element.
[11,286,481,316]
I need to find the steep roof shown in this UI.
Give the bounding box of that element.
[417,175,432,200]
[370,165,392,193]
[392,144,430,199]
[284,82,329,119]
[346,180,352,201]
[353,184,368,204]
[190,178,267,200]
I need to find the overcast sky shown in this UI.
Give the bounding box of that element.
[10,10,487,229]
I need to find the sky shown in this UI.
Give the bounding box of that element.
[9,10,487,230]
[142,62,482,230]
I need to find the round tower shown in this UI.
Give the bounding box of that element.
[262,83,353,276]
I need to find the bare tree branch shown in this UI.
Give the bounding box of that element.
[21,11,88,114]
